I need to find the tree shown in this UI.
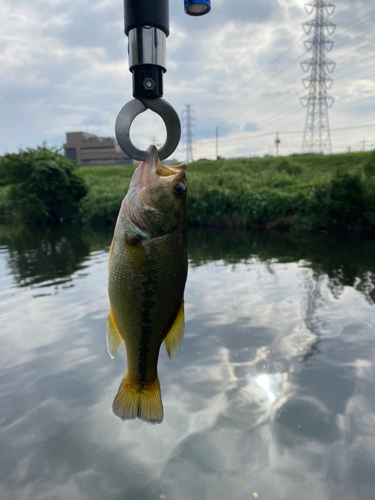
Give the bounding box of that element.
[0,146,87,224]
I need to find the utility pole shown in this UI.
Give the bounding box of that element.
[301,0,336,154]
[216,126,219,160]
[182,104,195,163]
[275,132,280,156]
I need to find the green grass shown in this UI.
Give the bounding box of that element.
[3,151,375,232]
[79,166,136,225]
[76,152,375,232]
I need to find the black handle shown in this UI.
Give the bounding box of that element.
[124,0,169,36]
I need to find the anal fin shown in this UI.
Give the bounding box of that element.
[106,309,124,359]
[164,300,185,359]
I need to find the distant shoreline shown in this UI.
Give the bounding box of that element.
[78,151,375,233]
[1,151,375,233]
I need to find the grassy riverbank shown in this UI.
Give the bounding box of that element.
[79,151,375,232]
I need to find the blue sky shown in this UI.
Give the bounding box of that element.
[1,0,375,160]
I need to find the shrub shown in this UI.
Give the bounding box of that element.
[309,167,375,231]
[363,150,375,178]
[79,167,133,225]
[328,170,365,229]
[0,146,87,224]
[276,158,302,176]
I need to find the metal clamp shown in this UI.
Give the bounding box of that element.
[115,97,181,161]
[128,27,166,71]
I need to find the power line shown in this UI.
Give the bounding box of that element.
[335,23,375,51]
[216,9,375,126]
[219,33,306,96]
[336,94,375,106]
[193,113,375,157]
[220,52,306,121]
[331,122,375,132]
[217,0,361,98]
[198,83,375,148]
[334,66,375,86]
[219,20,371,124]
[334,61,375,80]
[193,2,375,159]
[219,2,369,123]
[335,6,375,36]
[334,39,374,63]
[332,0,361,18]
[335,53,375,72]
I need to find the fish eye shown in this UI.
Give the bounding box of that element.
[173,182,186,195]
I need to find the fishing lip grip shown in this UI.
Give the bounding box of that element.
[116,0,211,161]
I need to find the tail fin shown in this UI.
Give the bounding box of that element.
[112,373,163,424]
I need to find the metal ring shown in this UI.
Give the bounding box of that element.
[115,97,181,161]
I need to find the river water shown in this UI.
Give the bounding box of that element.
[0,224,375,500]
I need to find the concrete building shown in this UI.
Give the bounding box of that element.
[63,132,133,166]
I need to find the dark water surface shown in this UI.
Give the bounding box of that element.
[0,224,375,500]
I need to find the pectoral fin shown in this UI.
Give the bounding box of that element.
[106,309,124,359]
[108,238,115,269]
[164,300,185,359]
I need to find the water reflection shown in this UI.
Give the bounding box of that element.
[188,228,375,304]
[0,224,111,289]
[0,225,375,500]
[2,223,375,304]
[251,373,283,404]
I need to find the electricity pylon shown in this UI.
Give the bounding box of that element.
[300,0,336,154]
[182,104,195,163]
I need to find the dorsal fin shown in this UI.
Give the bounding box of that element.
[166,163,187,173]
[156,162,177,177]
[156,161,187,177]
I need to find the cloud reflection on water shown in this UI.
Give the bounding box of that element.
[0,227,375,499]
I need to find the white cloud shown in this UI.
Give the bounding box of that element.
[1,0,375,158]
[348,78,375,96]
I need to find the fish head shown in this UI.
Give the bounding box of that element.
[123,145,187,236]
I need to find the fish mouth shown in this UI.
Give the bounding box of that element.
[123,145,186,230]
[142,145,186,183]
[138,145,158,191]
[145,145,158,166]
[123,146,163,231]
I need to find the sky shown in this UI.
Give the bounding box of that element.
[1,0,375,161]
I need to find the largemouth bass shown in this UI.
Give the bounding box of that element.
[107,145,188,424]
